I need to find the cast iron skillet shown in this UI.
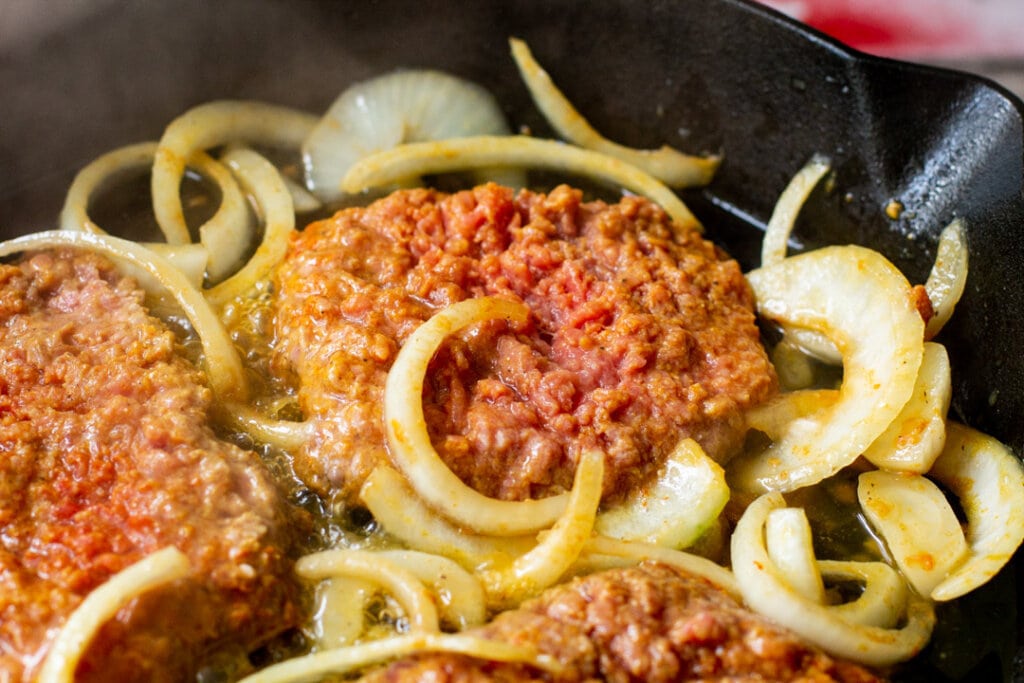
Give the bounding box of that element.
[1,0,1022,680]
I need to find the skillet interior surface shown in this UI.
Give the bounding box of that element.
[1,0,1022,680]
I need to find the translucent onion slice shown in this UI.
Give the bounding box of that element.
[482,449,603,609]
[204,147,295,306]
[59,141,249,253]
[862,342,951,473]
[928,422,1024,601]
[296,550,440,634]
[508,37,720,188]
[760,154,831,268]
[308,577,371,650]
[924,219,968,339]
[594,438,728,549]
[818,560,908,630]
[151,101,317,244]
[341,135,702,232]
[765,507,825,604]
[770,338,818,391]
[857,470,968,596]
[218,402,313,451]
[375,550,487,630]
[359,465,534,570]
[732,493,935,667]
[384,296,571,535]
[237,633,563,683]
[302,70,515,202]
[729,246,924,492]
[578,536,740,598]
[142,243,209,290]
[744,389,839,441]
[0,231,248,401]
[37,547,190,683]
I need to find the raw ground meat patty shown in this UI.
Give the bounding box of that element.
[274,183,777,503]
[359,562,882,682]
[0,250,300,682]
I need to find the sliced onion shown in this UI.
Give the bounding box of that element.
[341,135,702,233]
[744,389,839,441]
[375,550,486,630]
[482,449,603,609]
[862,342,951,473]
[857,470,968,596]
[237,633,563,683]
[142,243,209,290]
[924,219,968,339]
[770,338,818,391]
[765,507,825,604]
[60,142,249,252]
[760,154,831,267]
[732,493,934,667]
[0,231,247,401]
[204,147,295,306]
[218,402,313,452]
[818,560,908,630]
[508,37,720,188]
[359,465,534,570]
[928,422,1024,601]
[296,550,439,634]
[151,101,317,244]
[594,438,728,550]
[308,577,371,650]
[578,536,740,598]
[37,547,190,683]
[729,246,924,492]
[384,296,570,535]
[302,70,516,202]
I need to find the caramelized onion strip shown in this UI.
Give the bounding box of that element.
[37,548,190,683]
[237,633,564,683]
[509,37,720,188]
[384,296,571,535]
[341,135,702,232]
[732,493,934,667]
[0,231,248,401]
[729,246,924,492]
[296,550,440,634]
[218,403,313,452]
[151,101,317,244]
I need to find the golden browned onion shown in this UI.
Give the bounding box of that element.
[924,219,969,340]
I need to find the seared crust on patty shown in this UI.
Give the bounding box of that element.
[274,183,776,503]
[0,250,300,682]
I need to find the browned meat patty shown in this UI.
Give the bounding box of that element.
[274,183,776,503]
[360,562,882,683]
[0,250,300,682]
